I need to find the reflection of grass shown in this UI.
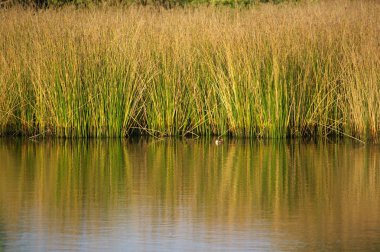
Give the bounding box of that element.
[0,219,4,252]
[0,1,379,140]
[0,139,379,246]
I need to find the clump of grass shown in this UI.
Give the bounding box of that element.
[0,1,379,139]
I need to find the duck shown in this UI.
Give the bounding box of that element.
[215,138,224,145]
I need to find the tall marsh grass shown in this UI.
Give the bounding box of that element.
[0,1,379,139]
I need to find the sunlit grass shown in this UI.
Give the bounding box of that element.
[0,1,379,139]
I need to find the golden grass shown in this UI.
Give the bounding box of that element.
[0,1,379,139]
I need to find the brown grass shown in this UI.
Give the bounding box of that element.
[0,1,379,139]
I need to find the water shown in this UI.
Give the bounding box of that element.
[0,138,379,251]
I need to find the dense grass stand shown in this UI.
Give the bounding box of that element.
[0,1,379,140]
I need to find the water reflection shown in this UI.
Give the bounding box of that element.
[0,139,379,251]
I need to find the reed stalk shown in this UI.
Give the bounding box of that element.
[0,1,379,139]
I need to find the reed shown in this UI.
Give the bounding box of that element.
[0,1,379,139]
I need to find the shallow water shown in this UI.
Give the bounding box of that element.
[0,138,379,251]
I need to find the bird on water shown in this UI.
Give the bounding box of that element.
[215,137,223,145]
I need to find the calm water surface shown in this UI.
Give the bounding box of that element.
[0,139,379,251]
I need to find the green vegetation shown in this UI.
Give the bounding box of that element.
[0,1,379,140]
[1,0,295,9]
